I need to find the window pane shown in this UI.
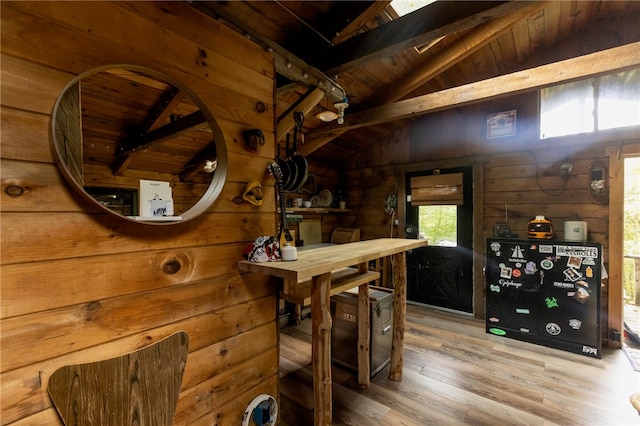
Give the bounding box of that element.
[418,205,457,246]
[540,79,594,139]
[598,69,640,130]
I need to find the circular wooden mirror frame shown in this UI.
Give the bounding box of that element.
[50,64,228,225]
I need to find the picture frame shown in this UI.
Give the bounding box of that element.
[487,109,517,139]
[85,187,138,216]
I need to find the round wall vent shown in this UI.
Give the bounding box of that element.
[242,394,278,426]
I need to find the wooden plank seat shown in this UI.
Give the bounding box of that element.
[280,267,380,306]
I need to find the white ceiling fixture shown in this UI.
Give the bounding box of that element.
[316,97,349,124]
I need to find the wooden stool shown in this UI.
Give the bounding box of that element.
[331,227,360,244]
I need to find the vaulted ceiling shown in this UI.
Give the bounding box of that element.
[191,1,640,165]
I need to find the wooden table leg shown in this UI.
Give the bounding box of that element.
[311,272,332,425]
[389,251,406,381]
[357,260,371,387]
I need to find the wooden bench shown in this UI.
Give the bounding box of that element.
[280,267,380,306]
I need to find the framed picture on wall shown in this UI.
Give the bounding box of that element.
[85,187,138,216]
[487,110,517,138]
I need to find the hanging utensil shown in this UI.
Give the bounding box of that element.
[284,132,298,191]
[277,139,292,192]
[283,128,298,191]
[289,112,309,192]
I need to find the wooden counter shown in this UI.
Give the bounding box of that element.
[237,238,427,425]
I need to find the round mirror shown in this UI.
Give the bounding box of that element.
[51,64,227,224]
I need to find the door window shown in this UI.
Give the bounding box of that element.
[418,205,457,246]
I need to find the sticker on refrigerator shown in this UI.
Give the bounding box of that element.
[556,245,599,258]
[573,282,590,303]
[510,245,525,261]
[539,244,553,254]
[545,322,561,335]
[563,268,583,282]
[569,319,582,330]
[545,297,559,309]
[490,241,501,253]
[566,256,583,269]
[500,266,512,279]
[540,259,554,270]
[498,279,521,288]
[524,261,537,275]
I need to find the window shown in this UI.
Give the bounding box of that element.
[410,173,463,246]
[418,205,457,246]
[390,0,437,17]
[599,70,640,130]
[540,68,640,139]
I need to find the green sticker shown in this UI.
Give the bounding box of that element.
[489,328,507,336]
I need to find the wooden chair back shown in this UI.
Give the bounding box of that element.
[331,227,360,244]
[48,331,189,426]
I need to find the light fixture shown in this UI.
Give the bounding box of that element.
[316,110,339,122]
[334,98,349,124]
[203,160,217,173]
[315,96,349,124]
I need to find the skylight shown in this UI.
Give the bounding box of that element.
[391,0,437,17]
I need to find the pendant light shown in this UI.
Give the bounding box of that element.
[315,96,349,124]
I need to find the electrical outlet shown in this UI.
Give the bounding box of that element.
[611,330,621,342]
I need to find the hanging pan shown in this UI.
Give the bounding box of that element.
[283,128,298,191]
[284,133,298,191]
[288,112,308,192]
[277,138,292,192]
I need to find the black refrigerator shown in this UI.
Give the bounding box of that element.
[485,238,602,358]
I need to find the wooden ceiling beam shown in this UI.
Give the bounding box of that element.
[298,41,640,156]
[190,2,346,103]
[331,1,392,45]
[116,111,207,156]
[369,1,549,105]
[276,87,326,140]
[111,89,186,175]
[308,1,541,75]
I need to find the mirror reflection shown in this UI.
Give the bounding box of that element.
[52,65,226,223]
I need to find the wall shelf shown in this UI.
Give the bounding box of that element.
[286,208,350,214]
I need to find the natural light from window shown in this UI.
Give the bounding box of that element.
[418,205,457,246]
[391,0,437,17]
[540,68,640,139]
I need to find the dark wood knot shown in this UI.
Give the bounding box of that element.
[162,259,182,274]
[4,185,24,197]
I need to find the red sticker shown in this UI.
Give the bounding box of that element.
[512,269,522,278]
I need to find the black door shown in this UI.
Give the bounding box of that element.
[405,167,474,313]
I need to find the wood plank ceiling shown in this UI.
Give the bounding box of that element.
[193,1,640,165]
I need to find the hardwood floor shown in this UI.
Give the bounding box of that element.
[278,304,640,425]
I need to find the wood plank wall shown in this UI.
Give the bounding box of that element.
[1,2,280,424]
[342,89,639,342]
